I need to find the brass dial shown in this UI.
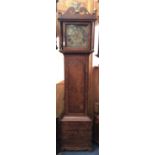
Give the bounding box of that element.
[66,24,89,48]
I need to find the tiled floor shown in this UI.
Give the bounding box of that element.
[61,144,99,155]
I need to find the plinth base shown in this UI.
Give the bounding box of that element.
[60,116,92,151]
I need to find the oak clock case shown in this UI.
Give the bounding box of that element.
[58,7,96,151]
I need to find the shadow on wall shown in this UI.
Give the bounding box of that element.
[56,80,64,117]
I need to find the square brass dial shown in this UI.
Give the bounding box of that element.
[66,24,89,48]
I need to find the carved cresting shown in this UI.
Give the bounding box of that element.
[65,7,89,14]
[58,7,96,20]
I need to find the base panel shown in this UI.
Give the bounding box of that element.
[60,116,92,151]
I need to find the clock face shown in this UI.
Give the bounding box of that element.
[66,24,89,48]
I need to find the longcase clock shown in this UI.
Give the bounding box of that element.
[58,7,96,151]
